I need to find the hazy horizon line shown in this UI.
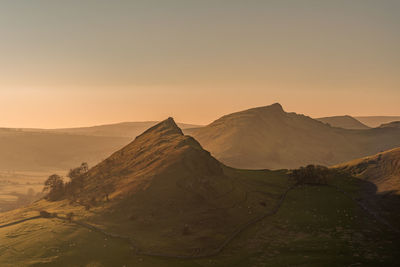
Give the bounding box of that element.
[1,104,399,129]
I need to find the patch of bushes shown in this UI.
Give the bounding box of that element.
[290,165,334,185]
[43,162,89,201]
[43,174,65,201]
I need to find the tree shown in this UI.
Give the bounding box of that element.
[66,162,89,196]
[43,174,64,201]
[290,165,330,185]
[40,210,52,218]
[68,162,89,181]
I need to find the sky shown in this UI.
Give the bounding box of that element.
[0,0,399,128]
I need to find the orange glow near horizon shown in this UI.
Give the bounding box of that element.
[0,1,399,128]
[1,85,399,129]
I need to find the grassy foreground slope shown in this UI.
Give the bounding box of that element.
[1,172,399,266]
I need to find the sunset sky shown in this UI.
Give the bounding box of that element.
[0,0,399,128]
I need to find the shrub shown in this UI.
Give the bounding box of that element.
[64,162,90,199]
[43,174,64,201]
[40,210,52,218]
[290,165,331,185]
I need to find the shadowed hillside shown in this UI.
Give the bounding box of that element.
[334,148,400,230]
[316,115,370,129]
[189,103,400,169]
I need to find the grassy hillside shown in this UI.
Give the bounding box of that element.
[334,147,400,194]
[1,171,398,266]
[334,148,400,234]
[1,119,399,266]
[316,115,370,130]
[0,121,200,211]
[49,118,292,256]
[0,119,289,265]
[190,103,400,169]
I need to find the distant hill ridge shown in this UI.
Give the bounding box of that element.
[316,115,370,129]
[379,121,400,129]
[190,103,400,169]
[3,121,201,138]
[355,116,400,128]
